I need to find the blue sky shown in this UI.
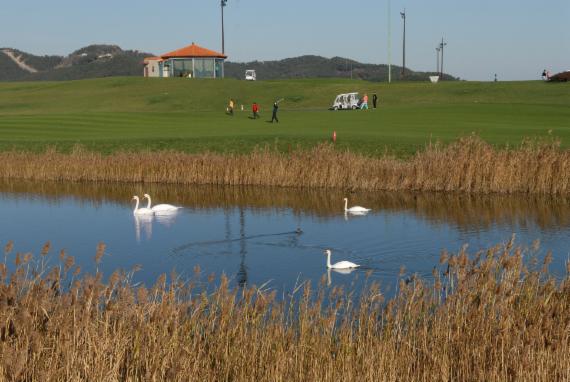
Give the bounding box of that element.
[2,0,568,80]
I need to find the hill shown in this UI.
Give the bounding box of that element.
[0,45,455,82]
[225,55,456,82]
[0,45,152,81]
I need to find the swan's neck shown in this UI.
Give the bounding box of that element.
[133,198,139,212]
[326,252,332,268]
[146,196,152,209]
[344,199,348,211]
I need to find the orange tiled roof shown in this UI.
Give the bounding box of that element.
[160,43,227,59]
[144,56,163,62]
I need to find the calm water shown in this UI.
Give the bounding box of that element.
[0,181,568,295]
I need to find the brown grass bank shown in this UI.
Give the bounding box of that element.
[0,240,569,381]
[1,136,570,194]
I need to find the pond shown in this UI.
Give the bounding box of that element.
[0,180,568,296]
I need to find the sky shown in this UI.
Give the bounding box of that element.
[1,0,568,81]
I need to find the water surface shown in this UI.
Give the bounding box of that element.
[1,181,568,295]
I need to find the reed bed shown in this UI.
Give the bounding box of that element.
[0,239,568,381]
[1,136,569,194]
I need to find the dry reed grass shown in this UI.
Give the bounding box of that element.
[0,135,569,194]
[0,239,568,381]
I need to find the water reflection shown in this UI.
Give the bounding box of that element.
[0,179,568,295]
[154,212,179,227]
[1,180,569,232]
[344,211,369,220]
[133,211,180,242]
[327,268,356,286]
[133,214,153,242]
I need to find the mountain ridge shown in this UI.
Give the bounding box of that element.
[0,45,457,82]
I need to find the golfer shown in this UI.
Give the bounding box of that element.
[271,101,279,123]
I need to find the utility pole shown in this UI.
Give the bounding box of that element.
[400,9,406,78]
[436,47,441,75]
[221,0,228,55]
[439,37,447,80]
[387,0,392,83]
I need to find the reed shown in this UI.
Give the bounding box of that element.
[0,135,569,194]
[0,239,568,381]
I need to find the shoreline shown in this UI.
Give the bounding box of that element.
[1,136,569,194]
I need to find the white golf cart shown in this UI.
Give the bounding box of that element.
[329,92,360,110]
[245,69,257,81]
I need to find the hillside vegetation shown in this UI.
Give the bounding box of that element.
[0,77,568,155]
[0,45,151,81]
[0,45,452,82]
[226,55,455,81]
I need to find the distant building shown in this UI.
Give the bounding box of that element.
[143,42,227,79]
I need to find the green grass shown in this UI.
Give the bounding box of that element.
[0,77,568,156]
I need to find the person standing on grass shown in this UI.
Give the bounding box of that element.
[271,101,279,123]
[227,99,235,116]
[372,93,378,109]
[360,93,369,110]
[252,102,259,119]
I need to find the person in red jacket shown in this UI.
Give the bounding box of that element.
[252,102,259,119]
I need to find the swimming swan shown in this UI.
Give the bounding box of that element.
[324,249,360,269]
[343,197,371,213]
[132,196,154,215]
[143,194,182,214]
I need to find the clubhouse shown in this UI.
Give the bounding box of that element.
[143,42,227,79]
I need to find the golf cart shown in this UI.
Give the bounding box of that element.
[245,69,257,81]
[329,92,360,110]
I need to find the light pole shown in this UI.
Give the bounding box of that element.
[387,0,392,83]
[439,37,447,80]
[221,0,228,55]
[436,46,441,75]
[400,9,406,78]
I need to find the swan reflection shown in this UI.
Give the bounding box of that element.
[134,213,154,242]
[326,267,357,286]
[154,212,179,227]
[344,210,369,221]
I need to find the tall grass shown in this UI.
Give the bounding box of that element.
[0,136,569,194]
[0,239,568,381]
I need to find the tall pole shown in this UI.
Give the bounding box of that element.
[400,9,406,77]
[221,0,228,55]
[388,0,392,83]
[439,37,447,80]
[436,47,441,75]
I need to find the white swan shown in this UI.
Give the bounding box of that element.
[143,193,182,214]
[343,197,371,213]
[324,249,360,269]
[132,196,154,215]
